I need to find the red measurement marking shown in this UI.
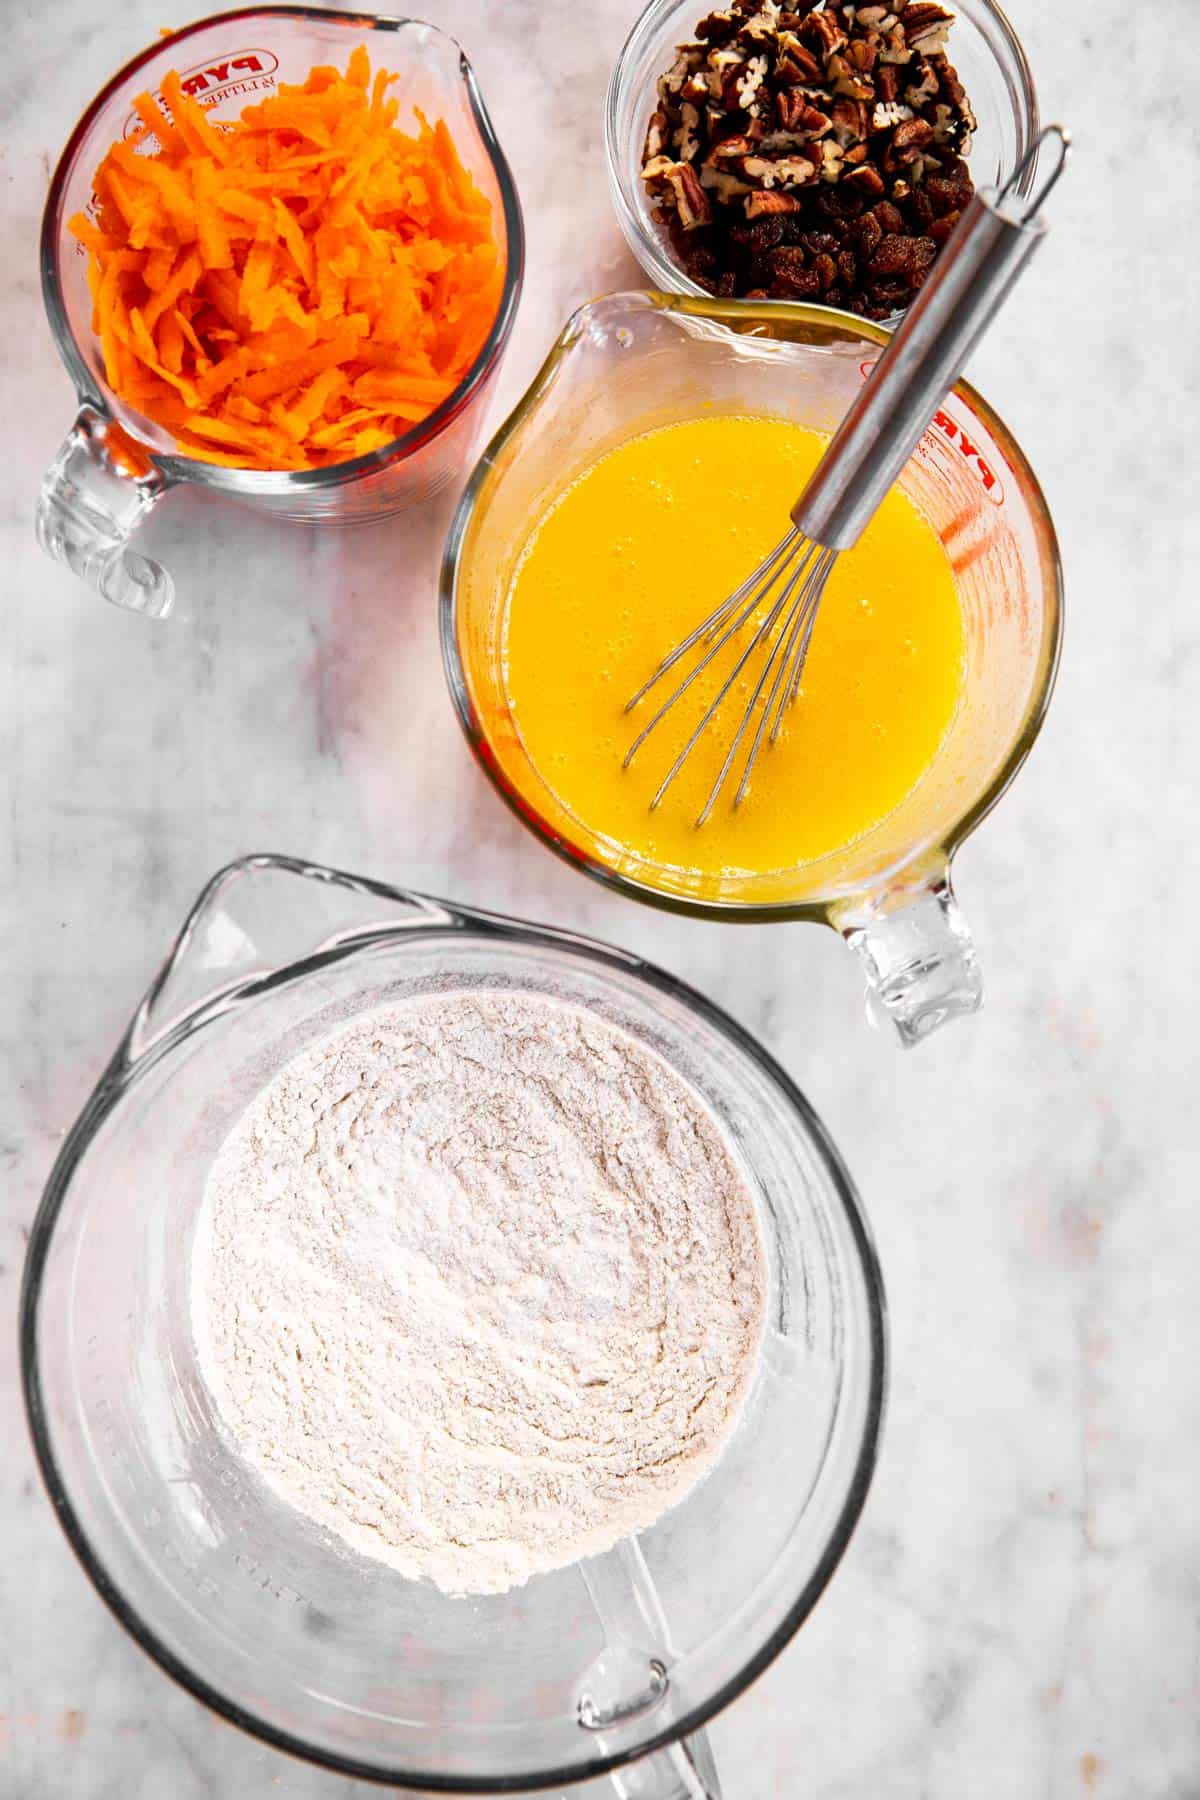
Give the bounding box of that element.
[948,536,993,578]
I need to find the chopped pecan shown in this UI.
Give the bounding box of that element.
[676,101,704,160]
[700,164,754,200]
[904,56,939,106]
[745,189,806,217]
[706,132,758,160]
[873,99,914,129]
[659,46,705,96]
[929,101,959,144]
[892,116,934,150]
[931,53,973,117]
[878,25,913,63]
[830,97,870,143]
[902,3,954,51]
[775,93,832,135]
[799,10,849,57]
[816,139,845,181]
[741,153,818,188]
[734,52,769,109]
[644,107,671,161]
[775,42,824,82]
[842,162,886,197]
[695,8,740,42]
[837,76,878,103]
[646,159,713,228]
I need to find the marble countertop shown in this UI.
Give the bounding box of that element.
[3,0,1195,1794]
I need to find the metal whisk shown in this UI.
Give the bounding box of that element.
[626,124,1070,824]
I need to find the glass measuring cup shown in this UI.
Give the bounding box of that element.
[35,7,524,620]
[441,292,1063,1047]
[21,854,885,1796]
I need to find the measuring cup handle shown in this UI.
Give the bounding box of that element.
[35,405,175,618]
[833,861,983,1047]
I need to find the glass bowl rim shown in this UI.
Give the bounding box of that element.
[39,5,526,496]
[19,851,888,1793]
[439,290,1065,925]
[603,0,1041,306]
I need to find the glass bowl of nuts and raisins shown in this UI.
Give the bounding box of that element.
[605,0,1038,320]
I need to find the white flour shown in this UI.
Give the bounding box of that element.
[191,988,766,1595]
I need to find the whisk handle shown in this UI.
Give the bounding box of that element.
[792,126,1068,552]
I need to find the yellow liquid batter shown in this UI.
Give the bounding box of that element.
[502,415,964,881]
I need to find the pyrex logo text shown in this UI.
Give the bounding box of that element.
[930,409,1005,506]
[122,48,279,136]
[178,49,278,98]
[858,359,1005,506]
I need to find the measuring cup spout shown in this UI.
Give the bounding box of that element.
[125,855,455,1060]
[36,406,175,618]
[833,860,983,1047]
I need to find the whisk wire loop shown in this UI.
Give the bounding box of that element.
[647,544,814,815]
[694,544,822,825]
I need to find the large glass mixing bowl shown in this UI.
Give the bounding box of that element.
[21,855,885,1795]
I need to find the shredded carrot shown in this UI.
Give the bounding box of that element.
[70,48,504,471]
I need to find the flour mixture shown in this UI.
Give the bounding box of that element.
[191,988,766,1594]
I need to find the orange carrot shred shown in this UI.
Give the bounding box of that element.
[70,46,504,470]
[133,89,183,156]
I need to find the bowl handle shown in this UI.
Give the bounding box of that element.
[577,1539,723,1798]
[36,405,175,618]
[600,1735,722,1798]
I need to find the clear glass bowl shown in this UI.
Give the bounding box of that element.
[35,7,525,619]
[605,0,1039,300]
[21,855,886,1794]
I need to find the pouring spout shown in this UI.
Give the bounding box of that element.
[125,854,453,1060]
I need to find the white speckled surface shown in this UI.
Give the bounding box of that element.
[2,1,1197,1794]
